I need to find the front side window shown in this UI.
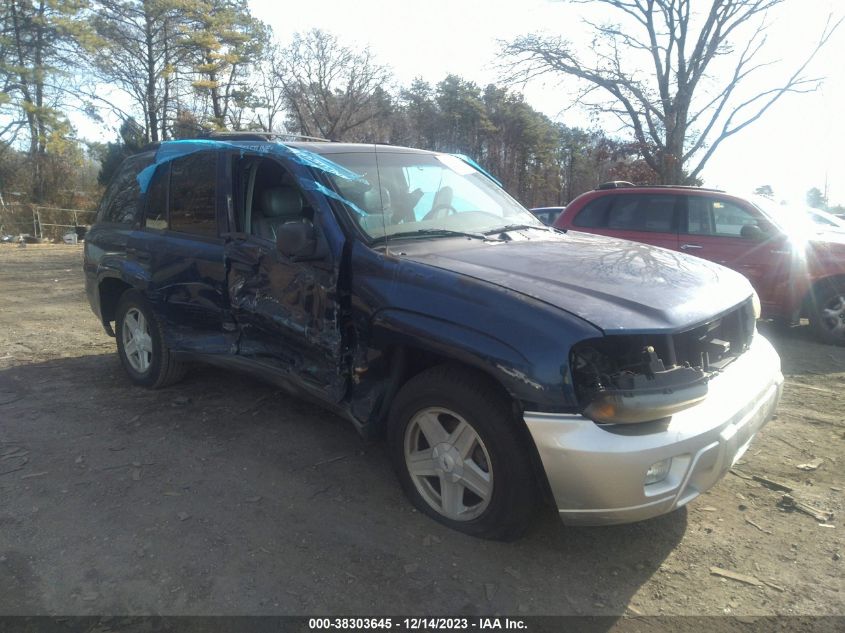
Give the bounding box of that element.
[686,197,762,238]
[169,152,218,237]
[231,155,312,241]
[320,151,543,239]
[713,201,758,236]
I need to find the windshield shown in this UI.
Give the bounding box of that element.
[751,196,845,235]
[318,150,544,240]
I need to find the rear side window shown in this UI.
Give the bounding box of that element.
[144,164,168,230]
[573,197,610,228]
[169,152,218,237]
[575,194,677,232]
[607,197,640,229]
[98,153,155,225]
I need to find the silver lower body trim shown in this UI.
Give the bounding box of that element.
[524,333,783,526]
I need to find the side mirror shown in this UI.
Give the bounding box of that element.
[740,224,765,241]
[276,222,317,259]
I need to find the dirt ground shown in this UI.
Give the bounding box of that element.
[0,245,842,620]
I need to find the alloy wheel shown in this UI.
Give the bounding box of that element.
[121,307,153,373]
[403,407,494,521]
[820,293,845,340]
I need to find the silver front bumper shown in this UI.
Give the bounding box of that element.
[524,333,783,526]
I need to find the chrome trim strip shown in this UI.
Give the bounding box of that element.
[557,497,669,515]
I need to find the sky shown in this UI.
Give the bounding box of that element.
[249,0,845,207]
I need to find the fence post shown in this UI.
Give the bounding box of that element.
[32,208,37,237]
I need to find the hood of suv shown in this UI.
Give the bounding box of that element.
[400,230,753,333]
[810,230,845,247]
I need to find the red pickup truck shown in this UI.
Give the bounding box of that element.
[555,183,845,344]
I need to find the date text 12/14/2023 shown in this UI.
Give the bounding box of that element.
[308,618,528,630]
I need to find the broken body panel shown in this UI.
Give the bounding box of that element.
[84,139,782,526]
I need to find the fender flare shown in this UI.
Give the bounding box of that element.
[94,260,151,333]
[368,308,552,405]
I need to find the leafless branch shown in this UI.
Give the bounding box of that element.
[501,0,841,183]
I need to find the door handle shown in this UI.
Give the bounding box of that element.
[680,243,702,250]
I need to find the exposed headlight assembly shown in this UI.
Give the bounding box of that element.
[577,345,709,425]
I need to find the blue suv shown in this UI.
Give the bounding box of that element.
[85,134,783,539]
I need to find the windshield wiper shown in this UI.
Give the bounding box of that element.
[483,223,558,235]
[370,229,492,245]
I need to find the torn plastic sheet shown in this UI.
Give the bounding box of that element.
[436,153,476,176]
[137,140,225,191]
[308,180,369,217]
[451,153,502,187]
[287,146,367,183]
[136,139,369,215]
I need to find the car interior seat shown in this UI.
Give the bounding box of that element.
[252,186,304,241]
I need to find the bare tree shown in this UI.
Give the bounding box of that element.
[91,0,189,143]
[249,42,288,133]
[502,1,842,184]
[277,29,393,140]
[1,0,92,202]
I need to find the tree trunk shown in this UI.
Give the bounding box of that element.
[660,107,685,185]
[32,0,47,203]
[162,19,171,140]
[145,11,159,143]
[206,52,223,126]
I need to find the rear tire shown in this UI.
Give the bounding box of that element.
[809,281,845,345]
[115,290,186,388]
[387,364,538,540]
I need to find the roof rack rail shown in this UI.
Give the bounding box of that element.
[207,131,332,143]
[649,184,725,192]
[596,181,635,190]
[595,181,725,193]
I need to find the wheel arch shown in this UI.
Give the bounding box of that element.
[803,274,845,344]
[390,343,520,421]
[362,308,550,428]
[98,276,134,335]
[802,274,845,316]
[360,312,557,505]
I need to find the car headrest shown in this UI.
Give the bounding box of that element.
[361,186,391,213]
[259,187,303,218]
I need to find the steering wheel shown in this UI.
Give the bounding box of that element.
[422,205,458,221]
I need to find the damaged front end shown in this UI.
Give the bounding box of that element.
[571,301,757,424]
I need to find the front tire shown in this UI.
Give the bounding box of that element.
[809,281,845,345]
[387,365,538,540]
[115,290,186,388]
